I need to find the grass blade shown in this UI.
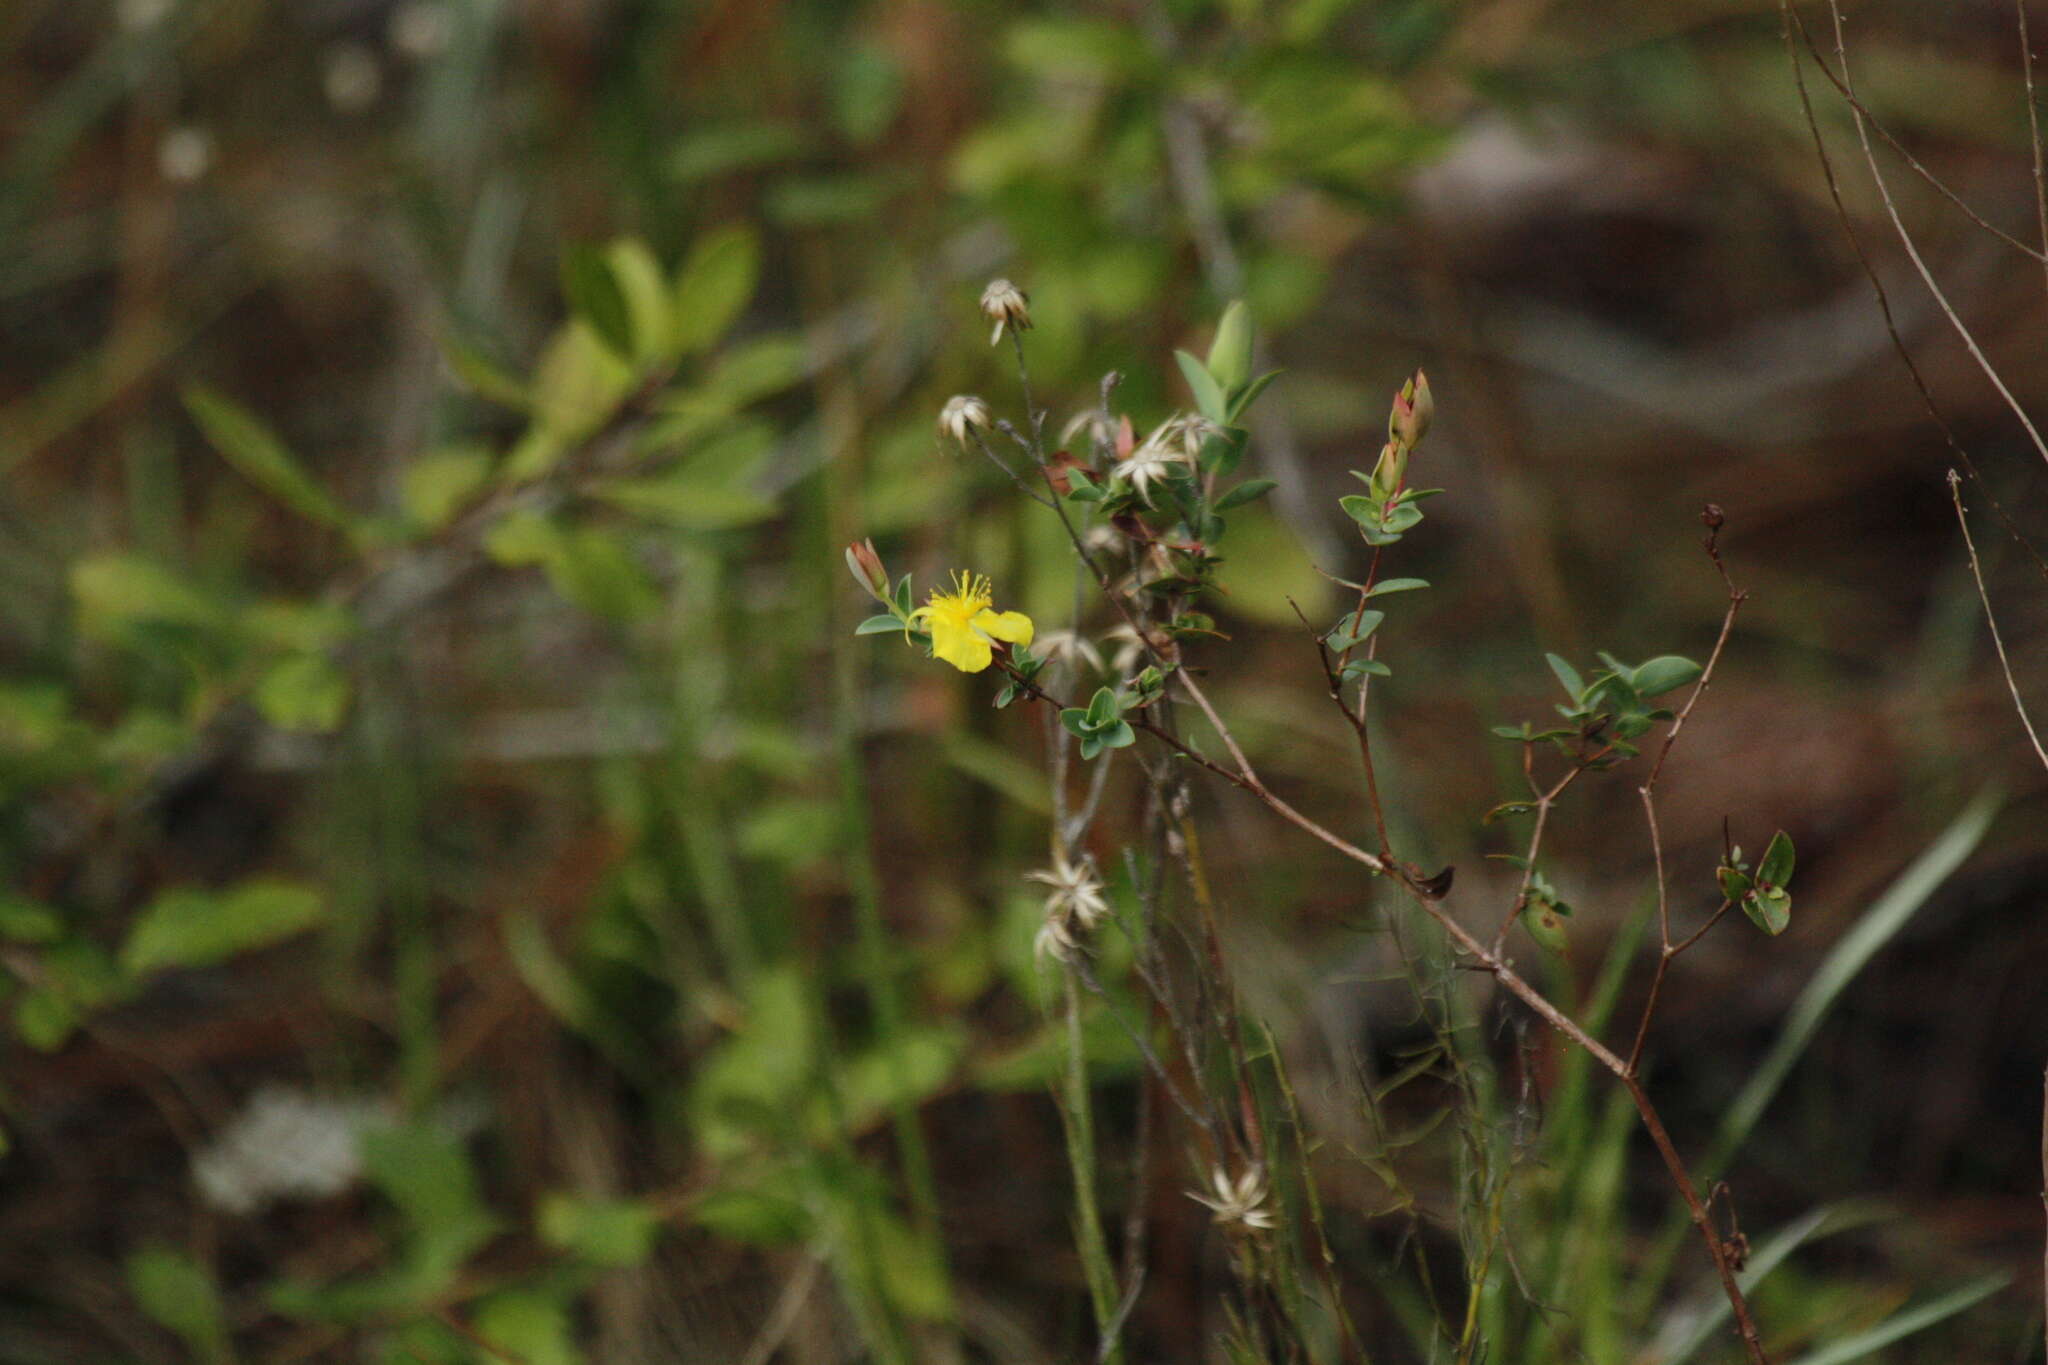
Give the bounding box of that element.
[1782,1273,2009,1365]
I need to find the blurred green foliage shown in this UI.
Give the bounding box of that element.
[0,0,2042,1361]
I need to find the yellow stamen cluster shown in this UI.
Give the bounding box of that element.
[909,571,1034,673]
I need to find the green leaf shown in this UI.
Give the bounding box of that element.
[738,798,841,864]
[0,683,68,751]
[831,41,903,146]
[254,653,351,734]
[1742,886,1792,936]
[1337,493,1382,530]
[0,893,62,943]
[471,1291,577,1365]
[766,173,887,226]
[686,337,807,411]
[1717,866,1753,902]
[854,613,905,636]
[440,333,528,410]
[1341,658,1390,681]
[509,322,635,475]
[690,1186,813,1245]
[400,447,493,531]
[1198,425,1248,476]
[1366,577,1430,598]
[183,387,353,531]
[359,1121,499,1292]
[1205,300,1253,394]
[559,243,638,361]
[126,1244,228,1363]
[589,475,777,531]
[1631,654,1703,699]
[1483,801,1536,824]
[1325,610,1384,652]
[1227,368,1283,424]
[1084,686,1120,726]
[1546,652,1585,700]
[1214,478,1277,511]
[666,121,808,183]
[1522,903,1570,953]
[122,878,325,975]
[481,509,562,567]
[1174,349,1228,424]
[689,967,816,1156]
[538,1194,663,1268]
[542,529,661,620]
[1757,830,1795,888]
[671,225,761,355]
[604,238,673,363]
[1004,18,1151,78]
[15,988,78,1051]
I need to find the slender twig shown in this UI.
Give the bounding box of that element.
[1948,471,2048,772]
[2021,0,2048,301]
[1777,0,2048,582]
[1779,19,2047,264]
[1795,1,2048,470]
[737,1255,826,1365]
[999,659,1771,1363]
[1627,525,1749,1074]
[966,428,1055,508]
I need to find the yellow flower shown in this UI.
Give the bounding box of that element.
[909,571,1034,673]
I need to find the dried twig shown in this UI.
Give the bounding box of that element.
[1948,471,2048,772]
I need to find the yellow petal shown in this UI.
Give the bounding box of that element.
[930,622,994,673]
[974,608,1034,646]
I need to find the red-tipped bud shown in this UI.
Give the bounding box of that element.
[1389,369,1432,452]
[845,538,889,601]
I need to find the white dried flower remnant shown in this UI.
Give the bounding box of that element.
[1027,850,1110,927]
[1112,441,1191,506]
[322,43,383,113]
[1188,1164,1276,1231]
[980,278,1032,346]
[118,0,174,31]
[157,127,213,184]
[1060,408,1114,456]
[938,394,992,447]
[1110,412,1218,504]
[1147,412,1221,462]
[193,1087,389,1216]
[1034,911,1084,966]
[1032,629,1105,675]
[1029,850,1110,965]
[1101,622,1146,674]
[389,2,454,59]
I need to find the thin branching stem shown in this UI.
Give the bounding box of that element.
[1796,1,2048,470]
[2021,0,2048,301]
[1626,527,1748,1074]
[1000,654,1771,1363]
[1948,471,2048,772]
[1777,0,2048,582]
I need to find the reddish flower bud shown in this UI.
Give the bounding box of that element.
[845,538,889,601]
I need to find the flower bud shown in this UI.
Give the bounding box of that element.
[1370,438,1406,497]
[980,278,1032,345]
[938,394,992,446]
[1389,369,1432,451]
[844,538,889,602]
[1205,300,1253,395]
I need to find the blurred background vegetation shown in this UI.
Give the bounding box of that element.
[2,0,2046,1360]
